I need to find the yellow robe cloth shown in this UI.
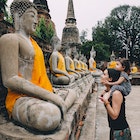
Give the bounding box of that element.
[75,60,81,72]
[131,66,138,73]
[49,52,67,77]
[108,61,116,69]
[68,58,75,74]
[6,38,53,116]
[89,60,96,71]
[80,61,84,70]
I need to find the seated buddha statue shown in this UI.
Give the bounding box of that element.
[0,0,67,132]
[65,47,81,79]
[73,51,85,76]
[131,62,138,74]
[89,46,96,72]
[79,54,90,75]
[49,35,75,85]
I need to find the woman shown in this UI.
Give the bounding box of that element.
[99,68,132,140]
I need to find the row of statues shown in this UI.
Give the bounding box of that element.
[49,35,95,85]
[0,0,97,132]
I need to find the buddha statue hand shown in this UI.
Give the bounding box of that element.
[61,103,67,120]
[57,98,67,120]
[69,75,75,83]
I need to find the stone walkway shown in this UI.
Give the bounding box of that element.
[79,85,140,140]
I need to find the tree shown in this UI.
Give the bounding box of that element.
[80,29,88,43]
[46,21,55,43]
[94,43,110,61]
[92,21,113,61]
[104,5,140,63]
[0,0,8,19]
[80,39,110,62]
[80,40,94,61]
[35,17,54,43]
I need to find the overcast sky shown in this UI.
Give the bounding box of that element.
[7,0,140,40]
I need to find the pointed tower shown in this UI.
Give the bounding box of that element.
[66,0,75,24]
[61,0,81,48]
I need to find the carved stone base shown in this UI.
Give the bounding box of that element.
[0,74,95,140]
[130,73,140,85]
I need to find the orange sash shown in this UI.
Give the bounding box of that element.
[49,52,67,77]
[89,61,96,71]
[68,58,75,74]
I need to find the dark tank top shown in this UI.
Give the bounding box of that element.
[108,94,129,130]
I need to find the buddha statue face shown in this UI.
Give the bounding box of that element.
[50,35,62,51]
[20,7,38,34]
[10,0,38,33]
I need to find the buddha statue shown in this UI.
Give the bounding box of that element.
[131,62,138,73]
[65,47,81,79]
[83,55,90,72]
[0,0,67,132]
[73,51,85,76]
[108,51,116,69]
[79,54,90,75]
[89,46,96,71]
[49,35,75,85]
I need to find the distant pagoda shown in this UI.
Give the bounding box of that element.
[61,0,81,48]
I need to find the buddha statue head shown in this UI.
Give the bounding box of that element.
[50,35,62,51]
[90,46,96,59]
[10,0,37,30]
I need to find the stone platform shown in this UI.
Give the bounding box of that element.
[0,74,95,140]
[130,72,140,85]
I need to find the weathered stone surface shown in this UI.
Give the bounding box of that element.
[130,72,140,85]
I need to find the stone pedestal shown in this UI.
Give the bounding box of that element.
[130,72,140,85]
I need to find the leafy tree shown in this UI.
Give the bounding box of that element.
[80,40,94,61]
[46,21,55,42]
[5,15,13,23]
[35,17,54,43]
[90,5,140,64]
[104,5,140,63]
[91,21,113,61]
[92,22,114,46]
[0,0,8,18]
[80,29,88,43]
[94,43,110,61]
[80,39,110,62]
